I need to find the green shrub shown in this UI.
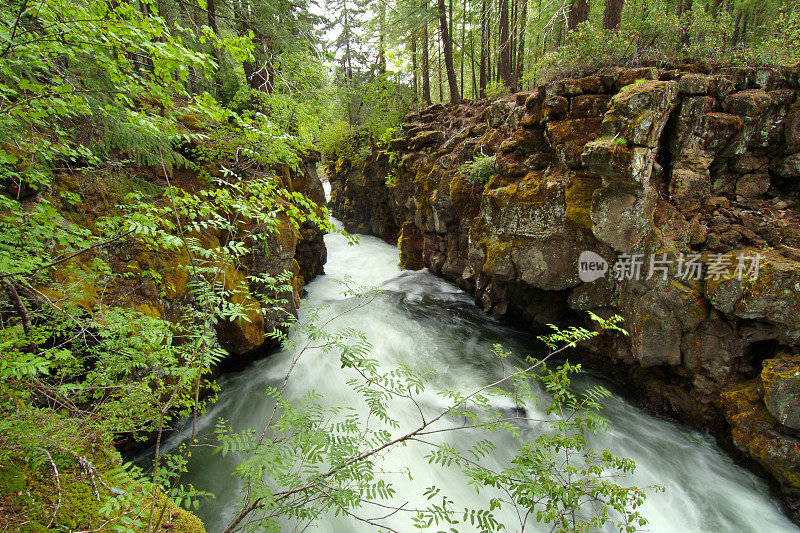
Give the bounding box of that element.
[216,66,247,108]
[378,125,398,148]
[328,75,413,164]
[319,120,354,161]
[461,154,496,186]
[485,80,509,100]
[319,121,374,164]
[526,10,798,86]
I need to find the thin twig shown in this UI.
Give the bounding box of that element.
[0,0,29,58]
[0,230,134,281]
[42,448,61,528]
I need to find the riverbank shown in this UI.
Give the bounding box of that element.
[328,63,800,524]
[155,212,798,532]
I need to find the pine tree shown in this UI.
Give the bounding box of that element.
[326,0,369,80]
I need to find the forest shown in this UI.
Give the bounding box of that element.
[1,0,800,531]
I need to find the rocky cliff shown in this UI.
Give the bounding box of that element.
[1,143,328,532]
[211,154,328,366]
[329,63,800,522]
[49,150,327,370]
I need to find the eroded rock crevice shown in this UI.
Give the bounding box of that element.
[328,63,800,523]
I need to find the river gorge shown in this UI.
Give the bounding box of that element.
[153,209,798,532]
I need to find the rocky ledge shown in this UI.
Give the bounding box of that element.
[329,63,800,523]
[48,149,327,374]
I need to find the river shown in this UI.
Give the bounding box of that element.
[147,205,798,533]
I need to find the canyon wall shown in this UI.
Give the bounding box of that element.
[213,154,328,364]
[328,64,800,522]
[48,151,327,370]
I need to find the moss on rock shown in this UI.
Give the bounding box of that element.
[762,356,800,430]
[398,221,425,270]
[565,172,601,231]
[0,407,205,533]
[721,380,800,492]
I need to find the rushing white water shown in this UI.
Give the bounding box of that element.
[147,204,799,533]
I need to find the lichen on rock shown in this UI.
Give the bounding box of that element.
[763,355,800,430]
[329,63,800,523]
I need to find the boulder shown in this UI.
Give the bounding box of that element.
[616,67,659,88]
[709,75,736,100]
[678,74,711,95]
[408,130,444,150]
[628,288,684,366]
[785,101,800,148]
[722,90,772,117]
[581,140,654,188]
[603,80,679,147]
[706,251,800,342]
[681,312,738,383]
[541,95,569,122]
[545,118,604,168]
[398,221,425,270]
[762,356,800,430]
[514,128,549,153]
[722,381,800,496]
[489,100,511,127]
[774,153,800,178]
[669,149,714,210]
[571,94,612,119]
[735,173,771,198]
[590,187,654,252]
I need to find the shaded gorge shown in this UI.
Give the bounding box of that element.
[141,218,798,533]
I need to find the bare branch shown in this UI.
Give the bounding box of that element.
[42,448,61,528]
[1,277,31,335]
[0,230,134,281]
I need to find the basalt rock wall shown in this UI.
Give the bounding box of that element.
[214,153,327,365]
[50,151,327,371]
[329,64,800,522]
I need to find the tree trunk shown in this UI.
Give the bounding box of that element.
[2,279,31,336]
[243,6,270,92]
[567,0,589,30]
[460,1,466,98]
[438,0,460,103]
[343,6,353,79]
[422,17,432,104]
[536,0,543,59]
[449,0,454,45]
[497,0,512,87]
[479,0,488,96]
[741,9,749,44]
[438,30,443,101]
[471,30,478,98]
[264,39,275,93]
[487,0,493,84]
[207,0,219,34]
[378,2,386,74]
[516,0,527,85]
[412,31,419,100]
[555,19,564,46]
[732,10,741,45]
[602,0,624,29]
[681,0,692,46]
[509,0,517,84]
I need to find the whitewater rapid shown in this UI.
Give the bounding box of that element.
[149,198,797,532]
